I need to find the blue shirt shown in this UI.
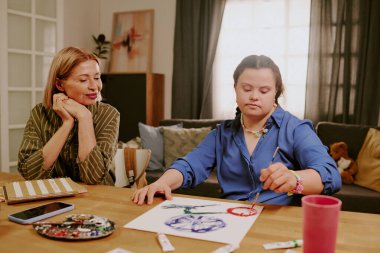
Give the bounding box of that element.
[170,107,341,205]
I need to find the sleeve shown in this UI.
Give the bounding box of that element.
[170,129,217,189]
[76,105,120,185]
[292,121,342,195]
[18,106,53,180]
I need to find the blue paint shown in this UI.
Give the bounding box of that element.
[165,215,226,233]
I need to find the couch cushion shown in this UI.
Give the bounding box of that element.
[162,127,211,167]
[333,183,380,214]
[159,119,224,129]
[315,121,380,159]
[138,122,182,171]
[354,128,380,192]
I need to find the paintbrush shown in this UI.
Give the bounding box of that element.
[250,146,280,210]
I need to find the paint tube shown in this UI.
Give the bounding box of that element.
[263,239,303,250]
[157,233,175,252]
[284,249,301,253]
[211,244,239,253]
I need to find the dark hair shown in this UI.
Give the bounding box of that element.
[233,55,284,104]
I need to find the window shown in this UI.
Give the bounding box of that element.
[0,0,62,172]
[213,0,311,119]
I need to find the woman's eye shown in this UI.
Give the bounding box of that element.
[80,79,87,83]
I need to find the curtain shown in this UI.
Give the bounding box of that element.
[305,0,380,125]
[171,0,226,119]
[354,0,380,125]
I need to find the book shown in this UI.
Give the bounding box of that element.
[2,177,87,204]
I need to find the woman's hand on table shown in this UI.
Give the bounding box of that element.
[131,182,173,205]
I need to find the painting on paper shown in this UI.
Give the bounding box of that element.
[109,10,154,73]
[124,197,264,245]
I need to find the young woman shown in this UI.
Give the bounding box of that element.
[18,47,120,185]
[132,55,341,205]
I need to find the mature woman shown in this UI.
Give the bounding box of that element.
[18,47,120,185]
[132,55,341,205]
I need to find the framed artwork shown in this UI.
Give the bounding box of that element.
[109,10,154,73]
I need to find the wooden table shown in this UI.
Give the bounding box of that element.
[1,172,379,252]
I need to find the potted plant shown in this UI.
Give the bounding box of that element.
[92,34,111,72]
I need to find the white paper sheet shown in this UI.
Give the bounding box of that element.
[124,197,264,245]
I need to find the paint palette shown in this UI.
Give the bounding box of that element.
[33,214,115,240]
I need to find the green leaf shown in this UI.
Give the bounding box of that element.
[92,35,98,43]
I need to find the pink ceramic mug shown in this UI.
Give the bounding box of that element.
[302,195,342,253]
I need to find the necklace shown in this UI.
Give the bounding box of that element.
[240,114,268,138]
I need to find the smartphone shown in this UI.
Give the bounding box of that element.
[8,202,74,224]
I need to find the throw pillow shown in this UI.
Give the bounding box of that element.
[118,137,142,149]
[138,122,182,171]
[162,127,212,167]
[354,128,380,192]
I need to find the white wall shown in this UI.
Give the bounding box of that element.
[63,0,100,51]
[63,0,176,118]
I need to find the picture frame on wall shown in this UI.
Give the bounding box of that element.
[109,9,154,73]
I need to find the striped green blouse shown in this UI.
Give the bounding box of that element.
[18,102,120,186]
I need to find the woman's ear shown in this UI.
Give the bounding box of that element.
[55,79,65,92]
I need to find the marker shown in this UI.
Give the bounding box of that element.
[263,239,303,250]
[157,233,175,252]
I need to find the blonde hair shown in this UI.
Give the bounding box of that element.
[43,46,100,108]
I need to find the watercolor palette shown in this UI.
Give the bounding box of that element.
[33,214,115,240]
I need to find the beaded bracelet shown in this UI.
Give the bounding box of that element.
[287,170,304,196]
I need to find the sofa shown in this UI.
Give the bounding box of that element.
[315,121,380,214]
[145,119,380,214]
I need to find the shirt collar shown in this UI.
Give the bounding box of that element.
[269,105,285,128]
